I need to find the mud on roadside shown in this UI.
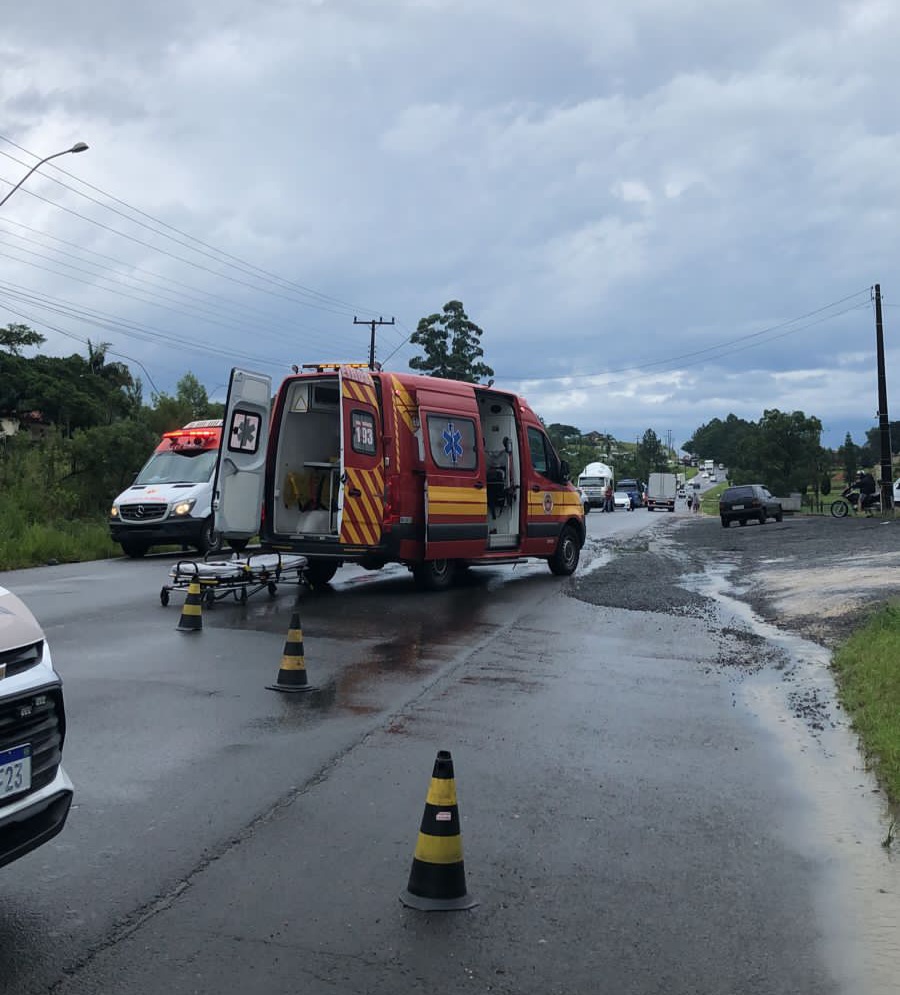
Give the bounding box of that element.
[574,514,900,649]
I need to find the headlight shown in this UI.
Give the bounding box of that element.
[110,506,119,518]
[172,499,196,517]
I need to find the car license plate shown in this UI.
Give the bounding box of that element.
[732,504,745,510]
[0,744,31,797]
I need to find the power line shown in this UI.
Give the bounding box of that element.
[0,137,386,318]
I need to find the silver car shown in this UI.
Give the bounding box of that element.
[0,585,73,869]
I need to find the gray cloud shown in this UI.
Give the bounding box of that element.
[1,0,898,449]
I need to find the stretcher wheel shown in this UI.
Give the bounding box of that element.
[205,589,216,608]
[240,587,248,604]
[267,582,278,597]
[160,587,170,607]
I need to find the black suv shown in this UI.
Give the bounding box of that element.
[719,484,783,528]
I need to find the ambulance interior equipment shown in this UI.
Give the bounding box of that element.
[273,379,343,537]
[478,394,521,549]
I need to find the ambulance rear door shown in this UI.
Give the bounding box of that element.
[338,366,384,549]
[213,368,271,540]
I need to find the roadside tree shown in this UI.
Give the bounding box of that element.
[409,300,494,383]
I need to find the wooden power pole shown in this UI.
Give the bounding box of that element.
[354,316,395,370]
[873,284,893,510]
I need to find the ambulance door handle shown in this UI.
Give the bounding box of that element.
[348,487,362,497]
[473,481,484,489]
[531,484,540,492]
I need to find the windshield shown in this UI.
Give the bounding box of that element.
[579,477,606,486]
[135,449,218,485]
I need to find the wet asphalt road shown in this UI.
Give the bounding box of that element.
[2,506,900,994]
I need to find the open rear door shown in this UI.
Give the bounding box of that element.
[338,365,384,548]
[212,368,271,540]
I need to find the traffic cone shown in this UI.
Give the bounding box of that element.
[400,750,477,910]
[266,607,316,692]
[176,579,203,633]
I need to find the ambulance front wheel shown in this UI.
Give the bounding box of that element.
[412,558,457,592]
[120,539,149,558]
[196,517,224,556]
[548,526,580,576]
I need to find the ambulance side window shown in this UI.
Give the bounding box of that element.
[527,427,560,482]
[426,415,477,471]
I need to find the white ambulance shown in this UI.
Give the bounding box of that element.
[109,420,228,558]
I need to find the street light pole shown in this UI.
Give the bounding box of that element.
[0,141,89,210]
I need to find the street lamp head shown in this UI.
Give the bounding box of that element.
[69,142,89,154]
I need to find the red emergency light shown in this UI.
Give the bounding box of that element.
[162,427,219,449]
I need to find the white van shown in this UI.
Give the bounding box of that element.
[0,586,73,869]
[109,421,226,558]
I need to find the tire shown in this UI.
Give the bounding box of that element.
[739,519,747,527]
[758,511,766,525]
[267,581,278,597]
[305,559,340,586]
[120,539,149,558]
[774,509,783,523]
[412,558,457,591]
[160,587,170,606]
[583,504,590,515]
[548,526,580,576]
[196,517,223,556]
[721,517,730,528]
[831,500,849,519]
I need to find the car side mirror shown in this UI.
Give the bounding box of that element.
[559,459,570,482]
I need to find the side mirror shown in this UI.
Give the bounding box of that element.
[559,459,571,482]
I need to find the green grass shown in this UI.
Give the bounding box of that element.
[832,602,900,805]
[0,516,120,570]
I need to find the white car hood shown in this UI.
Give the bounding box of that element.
[0,585,44,649]
[115,481,208,503]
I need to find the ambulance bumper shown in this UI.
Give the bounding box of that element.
[109,518,206,544]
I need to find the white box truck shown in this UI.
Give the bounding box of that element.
[646,472,677,512]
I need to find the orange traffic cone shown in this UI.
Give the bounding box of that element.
[266,608,316,692]
[176,579,203,633]
[400,750,477,910]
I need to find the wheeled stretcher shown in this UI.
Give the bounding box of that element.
[160,552,309,607]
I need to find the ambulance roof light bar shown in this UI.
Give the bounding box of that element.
[298,361,382,373]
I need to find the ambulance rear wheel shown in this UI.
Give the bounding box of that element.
[305,560,339,586]
[548,526,580,576]
[412,558,457,591]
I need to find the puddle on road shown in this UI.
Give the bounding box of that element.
[685,563,900,995]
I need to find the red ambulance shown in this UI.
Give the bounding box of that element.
[213,364,585,589]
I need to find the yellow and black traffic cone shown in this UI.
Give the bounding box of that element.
[176,579,203,633]
[266,607,316,692]
[400,749,477,910]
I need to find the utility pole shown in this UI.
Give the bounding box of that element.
[873,284,893,510]
[354,316,395,370]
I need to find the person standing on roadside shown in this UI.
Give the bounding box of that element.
[603,484,614,513]
[692,492,700,514]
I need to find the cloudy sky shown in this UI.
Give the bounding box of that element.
[2,0,899,450]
